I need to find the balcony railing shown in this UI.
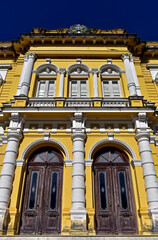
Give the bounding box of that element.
[27,98,130,108]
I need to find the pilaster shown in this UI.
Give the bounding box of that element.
[58,68,66,97]
[134,112,158,232]
[92,68,99,97]
[70,112,87,234]
[0,113,24,234]
[20,53,36,97]
[122,54,137,96]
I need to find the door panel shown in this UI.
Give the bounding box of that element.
[42,166,62,234]
[95,167,116,234]
[20,166,44,234]
[94,148,137,235]
[20,147,63,235]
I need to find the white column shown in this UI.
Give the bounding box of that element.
[16,56,28,96]
[134,113,158,231]
[58,68,66,97]
[20,53,36,96]
[130,57,141,96]
[0,113,24,233]
[70,112,87,232]
[92,68,99,97]
[122,54,137,96]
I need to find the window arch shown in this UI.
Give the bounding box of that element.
[67,63,90,98]
[35,64,58,98]
[99,64,123,98]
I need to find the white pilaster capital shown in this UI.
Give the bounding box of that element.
[59,68,66,75]
[133,112,149,130]
[71,131,86,141]
[135,131,150,142]
[24,55,28,62]
[121,53,130,61]
[92,68,99,75]
[27,52,36,60]
[71,112,86,132]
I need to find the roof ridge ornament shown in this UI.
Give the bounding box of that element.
[67,24,91,34]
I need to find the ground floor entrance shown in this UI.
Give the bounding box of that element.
[20,147,63,235]
[93,147,137,235]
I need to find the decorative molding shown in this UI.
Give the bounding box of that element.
[131,159,141,167]
[67,63,90,75]
[20,138,69,161]
[88,138,137,160]
[64,160,72,166]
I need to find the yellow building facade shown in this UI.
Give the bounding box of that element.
[0,25,158,236]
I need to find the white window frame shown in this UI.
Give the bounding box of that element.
[101,79,122,98]
[69,79,88,98]
[36,79,56,98]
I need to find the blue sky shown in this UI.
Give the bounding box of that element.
[0,0,158,42]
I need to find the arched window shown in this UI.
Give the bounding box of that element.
[67,63,90,98]
[99,64,123,98]
[35,64,58,98]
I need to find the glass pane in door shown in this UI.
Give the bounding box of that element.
[50,171,58,209]
[98,171,107,209]
[28,171,39,209]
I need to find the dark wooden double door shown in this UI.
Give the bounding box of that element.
[94,148,137,235]
[20,147,63,235]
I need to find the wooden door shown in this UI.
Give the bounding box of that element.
[93,147,137,235]
[20,147,63,235]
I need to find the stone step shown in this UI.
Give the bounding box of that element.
[1,236,158,240]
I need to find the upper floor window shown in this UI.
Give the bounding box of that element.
[99,63,122,98]
[67,62,90,98]
[37,80,56,97]
[35,63,58,98]
[69,79,88,97]
[102,80,121,97]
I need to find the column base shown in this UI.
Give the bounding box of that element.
[70,208,87,234]
[0,208,8,235]
[149,208,158,232]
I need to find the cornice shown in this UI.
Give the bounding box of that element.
[0,27,158,58]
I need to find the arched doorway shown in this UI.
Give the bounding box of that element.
[20,147,63,235]
[93,147,137,235]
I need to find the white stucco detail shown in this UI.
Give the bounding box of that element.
[20,53,36,96]
[130,57,141,96]
[134,112,158,232]
[122,54,137,96]
[0,64,11,87]
[88,138,137,160]
[58,68,66,97]
[92,68,99,97]
[70,112,87,230]
[20,138,69,162]
[16,56,28,95]
[0,113,24,231]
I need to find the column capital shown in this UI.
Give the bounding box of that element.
[121,53,130,61]
[71,131,86,141]
[59,68,66,75]
[135,131,150,141]
[91,68,99,75]
[27,52,36,60]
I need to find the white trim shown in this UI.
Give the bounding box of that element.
[67,63,90,74]
[85,159,93,166]
[20,138,69,162]
[36,63,58,74]
[65,160,72,166]
[131,159,141,167]
[88,138,137,160]
[99,63,124,74]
